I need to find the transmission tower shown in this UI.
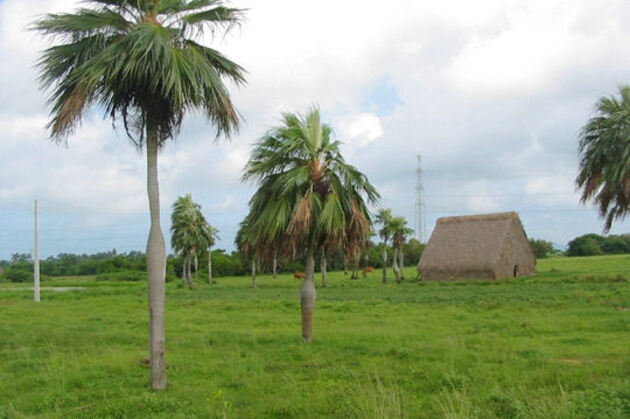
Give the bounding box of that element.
[414,155,427,243]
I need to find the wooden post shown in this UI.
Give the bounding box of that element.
[34,200,40,303]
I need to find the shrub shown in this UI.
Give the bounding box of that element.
[5,268,33,283]
[529,239,555,258]
[567,234,604,256]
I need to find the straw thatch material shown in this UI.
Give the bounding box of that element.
[417,212,536,281]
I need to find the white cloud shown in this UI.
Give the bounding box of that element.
[1,0,630,257]
[445,0,628,98]
[336,113,383,148]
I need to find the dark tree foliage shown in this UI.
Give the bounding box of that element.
[566,233,630,256]
[529,239,556,259]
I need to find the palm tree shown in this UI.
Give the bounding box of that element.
[171,194,198,288]
[389,216,413,283]
[577,85,630,232]
[171,194,216,288]
[375,208,393,283]
[34,0,245,390]
[205,224,219,285]
[243,107,379,342]
[235,217,259,289]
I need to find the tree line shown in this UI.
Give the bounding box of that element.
[0,239,425,283]
[529,234,630,258]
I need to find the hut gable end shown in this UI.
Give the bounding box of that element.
[418,212,536,281]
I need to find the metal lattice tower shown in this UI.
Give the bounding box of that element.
[414,155,427,243]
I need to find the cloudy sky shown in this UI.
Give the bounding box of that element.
[1,0,629,259]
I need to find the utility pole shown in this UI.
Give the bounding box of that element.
[34,200,40,303]
[414,155,427,243]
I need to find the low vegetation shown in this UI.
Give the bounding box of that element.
[1,255,628,417]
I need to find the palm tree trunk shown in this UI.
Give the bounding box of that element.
[186,250,193,289]
[343,253,348,276]
[251,257,257,288]
[382,241,388,283]
[272,250,278,279]
[208,247,213,285]
[320,249,327,288]
[181,255,187,285]
[392,245,401,284]
[146,133,167,391]
[399,246,405,280]
[352,248,360,279]
[194,253,198,281]
[301,246,316,342]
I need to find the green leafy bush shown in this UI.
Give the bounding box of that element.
[5,268,33,283]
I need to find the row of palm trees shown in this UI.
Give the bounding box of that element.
[375,208,414,284]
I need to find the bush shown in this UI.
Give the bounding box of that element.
[567,234,604,256]
[529,239,555,258]
[5,268,33,283]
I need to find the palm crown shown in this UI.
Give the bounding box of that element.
[243,107,379,256]
[577,85,630,231]
[34,0,245,145]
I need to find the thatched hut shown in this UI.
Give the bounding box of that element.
[417,212,536,281]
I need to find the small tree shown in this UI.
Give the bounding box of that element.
[171,195,218,288]
[390,216,413,283]
[529,239,555,259]
[375,209,393,283]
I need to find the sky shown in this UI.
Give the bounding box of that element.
[1,0,629,260]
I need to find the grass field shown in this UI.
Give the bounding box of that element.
[1,255,629,418]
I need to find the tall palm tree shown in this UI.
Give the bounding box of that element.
[243,107,379,342]
[34,0,245,390]
[375,208,393,283]
[389,216,413,283]
[577,85,630,232]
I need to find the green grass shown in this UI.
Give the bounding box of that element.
[1,255,629,418]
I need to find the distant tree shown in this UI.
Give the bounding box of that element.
[10,253,31,263]
[529,239,555,259]
[576,85,630,232]
[375,209,393,283]
[171,195,217,288]
[601,234,630,254]
[205,225,219,285]
[34,0,246,390]
[404,239,425,267]
[389,216,413,283]
[567,234,604,256]
[235,216,259,289]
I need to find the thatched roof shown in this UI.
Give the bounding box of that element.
[418,211,535,280]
